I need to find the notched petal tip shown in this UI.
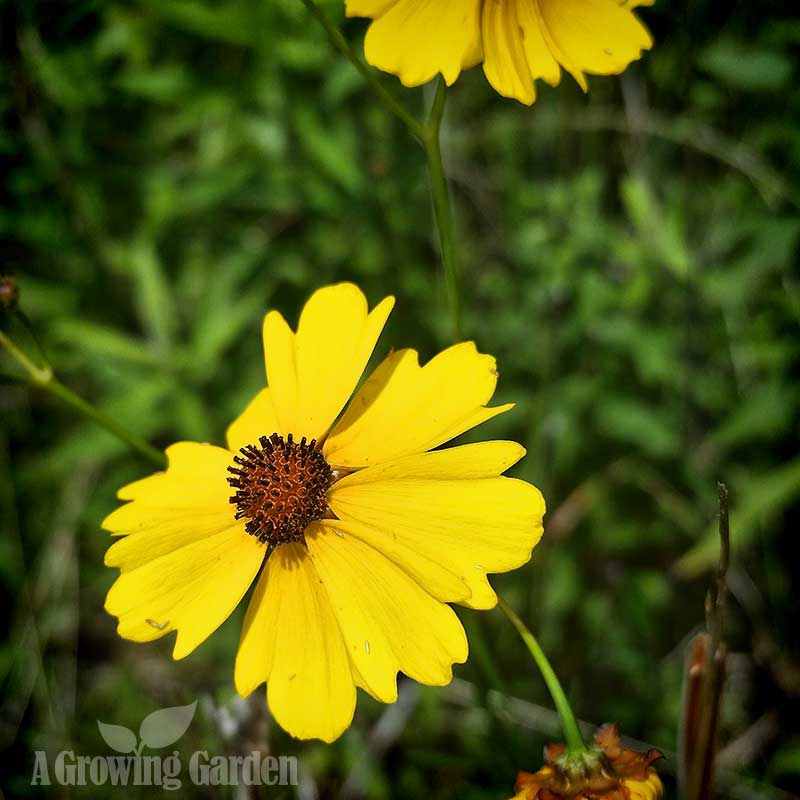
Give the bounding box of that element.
[172,633,198,661]
[262,283,394,442]
[101,505,126,533]
[104,539,124,567]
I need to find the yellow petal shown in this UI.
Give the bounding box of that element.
[103,443,234,557]
[481,0,564,104]
[324,342,512,468]
[517,0,561,86]
[235,543,356,743]
[306,523,468,703]
[320,517,471,605]
[362,0,482,88]
[537,0,653,91]
[346,0,397,19]
[334,439,527,480]
[104,508,239,571]
[113,442,232,505]
[105,527,265,659]
[104,440,259,658]
[482,0,536,105]
[625,773,663,800]
[263,283,394,443]
[328,442,544,608]
[226,388,280,452]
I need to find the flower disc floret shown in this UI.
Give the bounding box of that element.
[228,433,333,546]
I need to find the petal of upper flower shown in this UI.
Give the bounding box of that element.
[324,342,512,468]
[305,523,468,703]
[537,0,652,91]
[327,442,545,609]
[226,388,280,452]
[361,0,482,88]
[516,0,561,87]
[482,0,536,105]
[262,283,394,443]
[234,543,356,743]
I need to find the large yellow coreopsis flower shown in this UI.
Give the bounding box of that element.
[103,283,545,742]
[346,0,653,105]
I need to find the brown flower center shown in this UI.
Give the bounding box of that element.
[227,433,333,546]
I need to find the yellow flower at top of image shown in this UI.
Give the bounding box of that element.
[102,283,545,743]
[346,0,654,105]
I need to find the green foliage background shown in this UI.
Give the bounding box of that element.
[1,0,798,797]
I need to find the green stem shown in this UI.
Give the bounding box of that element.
[16,309,52,369]
[298,3,463,338]
[423,78,462,340]
[0,328,165,468]
[46,379,165,467]
[0,328,50,382]
[297,0,425,142]
[497,594,586,754]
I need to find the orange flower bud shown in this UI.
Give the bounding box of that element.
[0,276,18,311]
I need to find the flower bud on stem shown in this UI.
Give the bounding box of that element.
[0,276,19,311]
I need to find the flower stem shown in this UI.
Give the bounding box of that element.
[297,3,463,339]
[497,593,587,754]
[297,0,425,143]
[0,327,165,468]
[423,78,462,341]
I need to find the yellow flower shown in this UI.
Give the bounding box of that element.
[346,0,654,105]
[103,283,545,742]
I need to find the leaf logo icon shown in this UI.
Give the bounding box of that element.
[97,722,138,754]
[139,701,198,749]
[98,700,197,754]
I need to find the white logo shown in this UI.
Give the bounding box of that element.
[31,700,298,790]
[98,701,198,755]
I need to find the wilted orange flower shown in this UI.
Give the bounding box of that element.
[511,724,663,800]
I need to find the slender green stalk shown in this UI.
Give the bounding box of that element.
[497,594,586,754]
[297,0,425,142]
[16,309,52,369]
[298,2,463,338]
[0,328,165,468]
[0,328,49,382]
[46,378,165,467]
[423,78,462,340]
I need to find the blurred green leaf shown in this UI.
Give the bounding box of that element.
[293,105,364,195]
[596,396,679,459]
[51,320,161,367]
[710,381,798,451]
[142,0,259,45]
[675,456,800,577]
[620,175,691,279]
[126,238,176,351]
[700,38,793,92]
